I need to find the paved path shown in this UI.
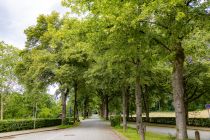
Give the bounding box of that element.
[0,116,122,140]
[128,122,210,140]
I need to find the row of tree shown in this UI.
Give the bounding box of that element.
[0,42,62,120]
[0,1,209,140]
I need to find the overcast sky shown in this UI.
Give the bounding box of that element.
[0,0,68,49]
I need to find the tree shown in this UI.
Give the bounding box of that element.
[137,1,210,139]
[183,60,210,123]
[15,12,68,123]
[16,12,91,124]
[0,42,19,120]
[62,1,162,139]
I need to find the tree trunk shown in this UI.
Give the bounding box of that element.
[172,45,188,140]
[143,85,150,122]
[184,101,189,125]
[103,101,106,118]
[0,93,3,120]
[74,81,79,123]
[135,76,145,140]
[183,87,189,125]
[100,100,105,118]
[126,86,130,121]
[61,90,67,125]
[83,96,88,119]
[122,85,127,132]
[105,95,109,120]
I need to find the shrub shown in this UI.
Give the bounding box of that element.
[0,118,61,132]
[128,117,210,127]
[63,117,74,125]
[110,116,121,127]
[188,118,210,127]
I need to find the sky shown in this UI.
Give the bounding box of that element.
[0,0,208,49]
[0,0,68,49]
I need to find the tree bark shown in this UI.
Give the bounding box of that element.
[184,101,189,125]
[126,86,130,121]
[122,85,127,132]
[83,96,88,119]
[61,89,68,125]
[135,76,145,140]
[172,45,188,140]
[103,101,106,118]
[74,81,79,123]
[100,99,104,117]
[105,95,109,120]
[143,85,150,122]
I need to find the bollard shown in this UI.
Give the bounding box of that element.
[195,130,200,140]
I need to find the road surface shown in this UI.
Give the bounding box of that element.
[0,115,122,140]
[1,116,210,140]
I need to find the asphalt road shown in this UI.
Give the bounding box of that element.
[0,115,122,140]
[1,116,210,140]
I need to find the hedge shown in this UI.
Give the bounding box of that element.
[0,118,62,133]
[63,117,74,125]
[110,116,121,127]
[127,117,210,127]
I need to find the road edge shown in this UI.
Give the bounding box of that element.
[0,127,62,138]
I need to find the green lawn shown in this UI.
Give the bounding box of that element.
[114,126,175,140]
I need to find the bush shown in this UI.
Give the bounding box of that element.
[149,117,176,125]
[63,117,74,125]
[128,117,210,127]
[188,118,210,127]
[110,116,121,127]
[0,118,62,132]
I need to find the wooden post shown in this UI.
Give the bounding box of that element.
[195,130,200,140]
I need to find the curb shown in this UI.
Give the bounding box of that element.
[0,127,62,138]
[111,127,128,140]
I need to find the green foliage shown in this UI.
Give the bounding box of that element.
[114,126,174,140]
[128,117,210,127]
[188,118,210,127]
[63,117,74,125]
[0,42,19,100]
[1,2,210,139]
[110,116,121,127]
[4,93,60,119]
[0,118,61,132]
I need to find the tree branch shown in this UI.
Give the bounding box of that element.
[139,20,168,30]
[187,86,198,101]
[152,37,172,52]
[189,92,205,103]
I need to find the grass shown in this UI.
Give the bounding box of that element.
[114,126,175,140]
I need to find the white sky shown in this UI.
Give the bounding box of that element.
[0,0,207,49]
[0,0,69,49]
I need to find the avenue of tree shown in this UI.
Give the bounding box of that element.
[0,1,210,140]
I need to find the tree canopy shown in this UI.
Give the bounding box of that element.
[0,1,209,140]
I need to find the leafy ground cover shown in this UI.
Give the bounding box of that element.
[114,126,176,140]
